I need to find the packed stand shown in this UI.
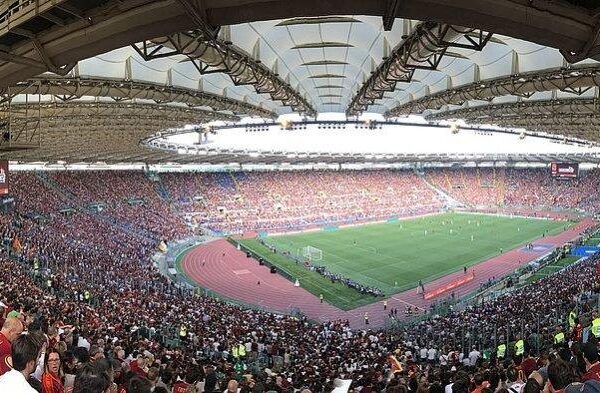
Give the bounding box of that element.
[0,170,599,393]
[165,170,443,233]
[0,171,598,392]
[426,168,505,208]
[427,168,600,213]
[48,171,191,240]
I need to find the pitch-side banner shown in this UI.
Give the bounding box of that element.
[551,162,579,179]
[0,161,8,195]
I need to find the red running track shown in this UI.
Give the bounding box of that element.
[181,218,596,329]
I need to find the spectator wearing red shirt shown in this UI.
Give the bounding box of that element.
[0,316,24,376]
[470,373,487,393]
[173,368,201,393]
[572,318,584,343]
[41,350,64,393]
[583,342,600,382]
[172,379,190,393]
[129,355,148,378]
[521,351,539,379]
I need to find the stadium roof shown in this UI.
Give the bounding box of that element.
[0,1,600,164]
[140,119,600,165]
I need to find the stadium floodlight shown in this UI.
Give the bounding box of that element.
[450,121,460,134]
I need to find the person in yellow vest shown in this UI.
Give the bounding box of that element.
[364,312,369,325]
[568,309,578,330]
[232,343,245,359]
[383,300,388,310]
[497,343,507,359]
[554,327,565,345]
[515,338,525,357]
[179,324,188,342]
[591,315,600,338]
[84,290,91,304]
[319,294,323,303]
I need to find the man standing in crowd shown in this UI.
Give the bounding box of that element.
[468,346,481,368]
[0,334,40,392]
[0,316,23,376]
[582,342,600,381]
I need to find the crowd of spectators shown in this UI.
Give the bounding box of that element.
[0,217,599,393]
[426,169,503,207]
[163,170,443,233]
[47,171,191,240]
[10,168,600,238]
[426,168,600,213]
[0,169,599,393]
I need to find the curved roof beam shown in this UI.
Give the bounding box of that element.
[426,97,600,141]
[427,97,600,121]
[387,66,600,117]
[0,0,599,92]
[266,42,379,84]
[493,113,600,129]
[346,23,493,116]
[1,101,239,122]
[0,116,194,161]
[0,76,275,118]
[0,100,236,151]
[133,31,316,116]
[486,116,600,141]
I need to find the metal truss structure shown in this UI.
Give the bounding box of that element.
[0,100,236,156]
[427,98,600,120]
[426,98,600,141]
[0,0,599,90]
[1,77,275,118]
[0,0,599,163]
[386,66,600,117]
[347,23,493,116]
[132,32,316,116]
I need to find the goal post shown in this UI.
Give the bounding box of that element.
[301,246,323,262]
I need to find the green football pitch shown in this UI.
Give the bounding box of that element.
[238,212,575,310]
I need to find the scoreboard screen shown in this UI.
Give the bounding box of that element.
[550,162,578,179]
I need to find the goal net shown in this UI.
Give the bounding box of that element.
[301,246,323,261]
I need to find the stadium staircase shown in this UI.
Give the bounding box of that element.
[94,213,157,240]
[145,172,195,233]
[215,172,236,191]
[494,168,507,206]
[34,173,157,241]
[151,174,172,201]
[35,172,79,202]
[418,173,464,209]
[227,172,241,192]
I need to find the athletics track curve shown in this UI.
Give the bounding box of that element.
[181,218,596,329]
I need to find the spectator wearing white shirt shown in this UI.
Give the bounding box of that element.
[0,334,40,393]
[428,347,437,364]
[420,347,428,363]
[461,355,471,367]
[468,346,481,368]
[439,352,448,367]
